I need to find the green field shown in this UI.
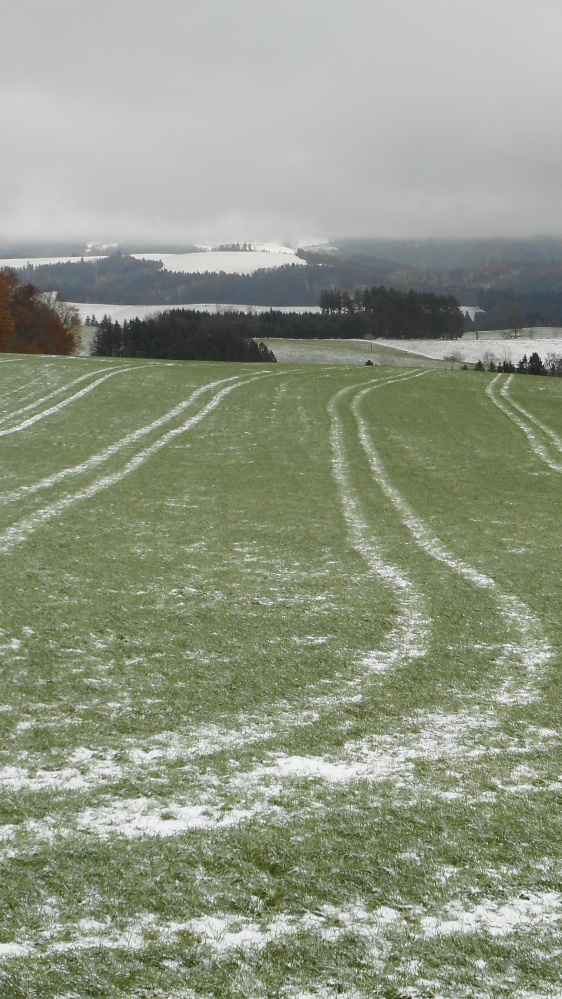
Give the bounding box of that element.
[1,353,562,998]
[258,339,444,366]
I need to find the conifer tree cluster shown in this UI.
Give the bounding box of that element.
[92,310,277,362]
[320,286,463,339]
[474,351,562,376]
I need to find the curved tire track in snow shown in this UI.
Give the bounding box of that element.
[0,366,556,869]
[0,372,269,553]
[486,374,562,472]
[353,379,551,703]
[0,362,61,415]
[0,367,107,426]
[0,366,138,437]
[0,373,261,506]
[0,362,70,416]
[328,369,432,677]
[501,375,562,453]
[0,366,112,426]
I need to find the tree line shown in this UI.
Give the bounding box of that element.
[320,286,463,339]
[13,253,325,307]
[14,248,562,330]
[92,311,277,362]
[89,287,463,356]
[12,252,456,314]
[0,270,78,354]
[474,352,562,376]
[467,288,562,331]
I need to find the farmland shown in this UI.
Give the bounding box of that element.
[1,354,562,997]
[0,243,306,276]
[374,329,562,367]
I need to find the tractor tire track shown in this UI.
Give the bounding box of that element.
[328,369,432,676]
[486,374,562,472]
[0,362,61,414]
[0,366,554,864]
[352,380,551,703]
[0,373,260,506]
[499,373,562,466]
[0,367,138,437]
[0,367,111,426]
[0,372,269,553]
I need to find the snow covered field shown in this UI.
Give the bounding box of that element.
[0,242,306,276]
[375,330,562,365]
[71,302,321,324]
[130,243,306,274]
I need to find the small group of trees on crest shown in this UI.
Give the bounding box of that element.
[0,271,79,354]
[474,351,562,376]
[320,285,463,339]
[92,310,277,363]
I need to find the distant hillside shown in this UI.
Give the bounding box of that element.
[8,252,394,308]
[6,240,562,329]
[333,237,562,270]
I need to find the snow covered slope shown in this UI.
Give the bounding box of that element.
[0,243,306,276]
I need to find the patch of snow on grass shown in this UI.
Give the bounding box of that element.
[242,710,495,789]
[0,758,121,791]
[501,376,562,452]
[0,367,110,429]
[173,901,404,956]
[487,375,562,472]
[2,708,559,855]
[422,892,562,937]
[0,900,405,964]
[0,942,33,958]
[76,797,264,838]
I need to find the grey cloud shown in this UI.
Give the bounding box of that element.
[3,0,562,243]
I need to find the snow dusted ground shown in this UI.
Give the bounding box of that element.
[458,304,485,320]
[131,243,306,274]
[375,330,562,365]
[0,242,306,276]
[1,360,562,993]
[71,302,321,324]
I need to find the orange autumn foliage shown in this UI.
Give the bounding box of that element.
[0,271,77,355]
[0,271,17,351]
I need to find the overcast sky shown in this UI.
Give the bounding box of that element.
[3,0,562,245]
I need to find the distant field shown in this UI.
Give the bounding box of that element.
[260,337,442,366]
[76,328,438,365]
[0,243,305,276]
[75,317,562,368]
[376,329,562,365]
[1,355,562,996]
[129,247,306,274]
[71,304,322,324]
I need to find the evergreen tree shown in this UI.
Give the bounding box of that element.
[528,351,545,375]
